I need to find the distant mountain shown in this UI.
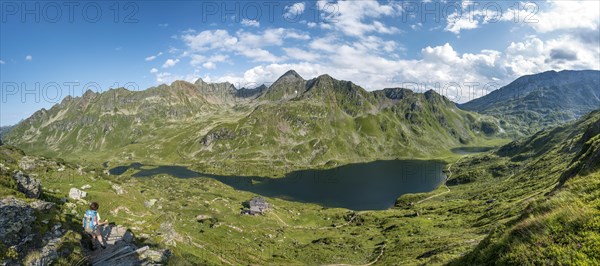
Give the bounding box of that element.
[261,70,306,101]
[460,70,600,136]
[0,125,15,144]
[4,71,499,172]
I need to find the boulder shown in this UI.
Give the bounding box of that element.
[30,200,56,211]
[13,171,42,198]
[0,198,35,247]
[81,184,92,190]
[144,199,157,208]
[140,249,171,263]
[105,225,135,245]
[17,156,38,171]
[68,188,87,200]
[195,214,212,222]
[112,184,125,195]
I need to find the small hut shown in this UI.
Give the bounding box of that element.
[241,196,270,215]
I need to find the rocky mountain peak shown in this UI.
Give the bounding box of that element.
[281,69,303,79]
[194,78,207,86]
[82,89,96,99]
[381,88,414,100]
[273,70,304,85]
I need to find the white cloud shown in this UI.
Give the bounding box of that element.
[156,72,172,83]
[502,36,600,77]
[190,54,229,69]
[191,36,598,102]
[317,0,401,37]
[208,54,229,63]
[237,48,280,63]
[202,62,216,69]
[25,55,32,61]
[159,1,599,102]
[201,63,328,88]
[444,11,480,34]
[0,59,4,64]
[283,2,305,20]
[145,52,163,61]
[182,28,310,63]
[154,71,199,84]
[410,23,422,31]
[241,19,260,27]
[191,54,229,67]
[162,58,180,68]
[182,30,238,51]
[309,36,338,52]
[150,68,158,73]
[528,1,599,33]
[422,43,460,64]
[190,55,206,66]
[444,7,503,35]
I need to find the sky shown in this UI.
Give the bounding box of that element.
[1,0,599,126]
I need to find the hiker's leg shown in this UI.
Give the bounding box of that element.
[95,231,106,248]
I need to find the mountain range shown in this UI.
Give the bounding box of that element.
[460,70,600,136]
[4,70,501,174]
[3,69,599,173]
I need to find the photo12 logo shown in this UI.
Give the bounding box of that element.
[399,1,539,24]
[1,81,140,104]
[199,1,339,24]
[1,1,139,23]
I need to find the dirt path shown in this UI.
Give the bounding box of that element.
[271,211,358,230]
[322,243,386,266]
[416,156,464,204]
[270,211,289,227]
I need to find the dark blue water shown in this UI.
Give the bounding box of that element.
[109,160,446,210]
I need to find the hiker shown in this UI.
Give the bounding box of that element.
[83,202,109,249]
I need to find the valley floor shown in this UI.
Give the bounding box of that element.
[19,153,569,265]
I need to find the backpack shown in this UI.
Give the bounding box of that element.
[83,210,98,233]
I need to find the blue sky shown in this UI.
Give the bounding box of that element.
[1,0,599,126]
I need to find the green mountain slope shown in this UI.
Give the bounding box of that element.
[446,109,600,265]
[460,70,600,136]
[5,71,501,173]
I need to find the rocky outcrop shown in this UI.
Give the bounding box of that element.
[69,188,87,200]
[17,156,38,171]
[30,200,56,211]
[26,224,66,266]
[144,199,157,208]
[195,214,212,222]
[0,198,35,247]
[200,128,235,146]
[12,171,41,198]
[88,225,170,265]
[111,184,125,195]
[200,129,235,146]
